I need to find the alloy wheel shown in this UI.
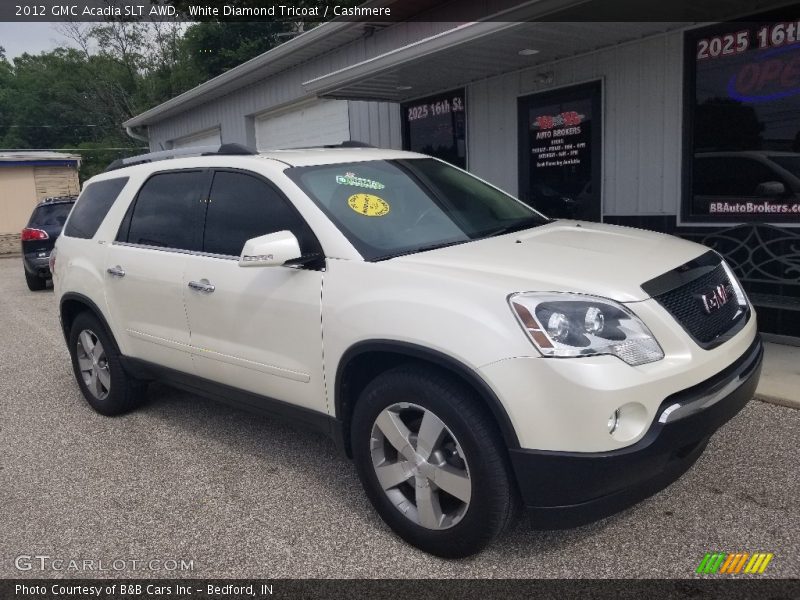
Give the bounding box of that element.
[370,402,471,530]
[76,329,111,400]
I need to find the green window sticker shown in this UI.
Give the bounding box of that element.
[335,172,385,190]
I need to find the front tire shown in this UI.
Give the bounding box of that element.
[68,312,147,416]
[351,365,518,558]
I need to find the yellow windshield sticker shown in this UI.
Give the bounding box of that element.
[348,193,390,217]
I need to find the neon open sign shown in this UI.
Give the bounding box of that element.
[727,44,800,103]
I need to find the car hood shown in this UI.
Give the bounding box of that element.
[389,220,708,302]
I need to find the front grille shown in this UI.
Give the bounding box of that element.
[654,264,745,347]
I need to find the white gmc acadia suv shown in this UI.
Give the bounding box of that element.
[52,143,763,557]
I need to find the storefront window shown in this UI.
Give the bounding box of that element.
[685,17,800,223]
[518,81,602,221]
[401,89,466,169]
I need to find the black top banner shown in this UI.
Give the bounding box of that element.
[2,0,800,23]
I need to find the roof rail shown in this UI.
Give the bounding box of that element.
[275,140,377,151]
[103,143,255,172]
[330,140,375,148]
[42,195,77,203]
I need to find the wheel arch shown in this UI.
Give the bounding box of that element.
[59,293,120,355]
[334,340,521,457]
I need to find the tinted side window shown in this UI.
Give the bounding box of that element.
[64,178,129,239]
[203,171,315,256]
[125,171,208,251]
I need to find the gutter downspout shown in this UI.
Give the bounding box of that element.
[125,125,149,144]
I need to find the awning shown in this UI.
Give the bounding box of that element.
[302,20,686,102]
[302,0,790,103]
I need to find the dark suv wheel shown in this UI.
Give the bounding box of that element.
[68,312,147,415]
[351,365,518,557]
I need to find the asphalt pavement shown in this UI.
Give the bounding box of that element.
[0,256,798,579]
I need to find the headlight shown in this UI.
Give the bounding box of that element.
[509,292,664,366]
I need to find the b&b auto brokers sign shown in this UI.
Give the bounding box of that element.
[530,111,587,169]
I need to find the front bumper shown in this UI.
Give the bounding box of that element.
[509,335,763,528]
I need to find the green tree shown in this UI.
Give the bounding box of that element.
[0,47,12,143]
[0,46,145,176]
[0,8,363,178]
[162,0,358,81]
[0,49,99,149]
[180,21,290,81]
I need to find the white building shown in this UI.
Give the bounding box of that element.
[0,152,80,235]
[124,1,800,339]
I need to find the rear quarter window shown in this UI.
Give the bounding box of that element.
[64,177,129,239]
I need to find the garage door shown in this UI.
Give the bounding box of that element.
[172,128,221,149]
[255,100,350,151]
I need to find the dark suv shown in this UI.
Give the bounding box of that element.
[21,196,76,290]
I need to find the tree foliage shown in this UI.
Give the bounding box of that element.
[181,22,291,82]
[0,17,318,179]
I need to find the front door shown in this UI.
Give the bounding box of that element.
[518,81,602,221]
[182,169,326,414]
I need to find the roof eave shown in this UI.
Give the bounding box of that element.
[123,20,359,128]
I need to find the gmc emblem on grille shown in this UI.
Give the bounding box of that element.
[699,283,734,314]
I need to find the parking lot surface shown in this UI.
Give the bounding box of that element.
[0,256,798,579]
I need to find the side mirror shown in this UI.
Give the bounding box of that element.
[755,180,786,197]
[238,231,301,268]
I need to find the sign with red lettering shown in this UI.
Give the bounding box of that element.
[727,45,800,102]
[686,15,800,224]
[533,111,584,130]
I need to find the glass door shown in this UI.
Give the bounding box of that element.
[518,81,602,221]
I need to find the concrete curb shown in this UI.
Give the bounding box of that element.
[755,394,800,410]
[755,342,800,410]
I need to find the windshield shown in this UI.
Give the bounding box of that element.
[285,158,548,261]
[768,155,800,179]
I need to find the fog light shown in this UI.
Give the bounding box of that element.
[607,409,620,434]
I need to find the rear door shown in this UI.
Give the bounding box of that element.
[105,170,211,374]
[182,169,326,412]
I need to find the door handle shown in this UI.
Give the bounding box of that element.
[188,279,215,293]
[106,266,126,278]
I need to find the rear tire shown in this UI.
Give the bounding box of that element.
[68,312,147,416]
[24,269,46,291]
[351,365,519,558]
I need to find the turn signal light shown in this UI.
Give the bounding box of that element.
[21,228,49,241]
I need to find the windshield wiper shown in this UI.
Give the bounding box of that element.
[371,239,470,262]
[477,217,550,239]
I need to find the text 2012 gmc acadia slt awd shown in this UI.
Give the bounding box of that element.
[52,144,762,557]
